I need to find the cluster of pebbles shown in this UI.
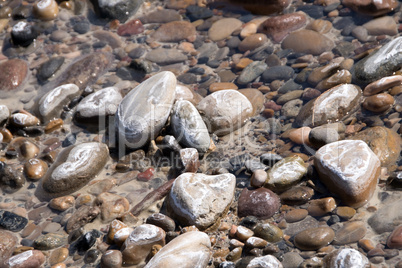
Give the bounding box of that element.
[0,0,402,267]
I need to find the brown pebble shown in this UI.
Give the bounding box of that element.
[307,197,337,217]
[209,82,238,92]
[363,93,394,113]
[238,33,268,52]
[0,128,12,142]
[288,127,311,145]
[387,225,402,249]
[33,0,59,21]
[45,118,63,133]
[359,239,375,251]
[10,111,39,128]
[364,75,402,96]
[335,206,356,220]
[236,58,253,69]
[107,219,128,243]
[13,246,34,255]
[294,227,335,250]
[24,158,48,180]
[226,247,242,262]
[236,226,254,241]
[49,248,69,265]
[51,264,66,268]
[285,209,308,223]
[333,221,367,245]
[101,250,122,268]
[49,196,75,211]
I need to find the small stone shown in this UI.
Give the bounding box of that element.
[316,70,352,91]
[0,210,28,232]
[95,192,129,223]
[239,88,265,116]
[307,197,337,217]
[117,19,144,36]
[335,206,356,220]
[387,225,402,249]
[65,205,100,233]
[246,237,268,248]
[262,66,295,83]
[45,119,63,134]
[24,159,47,180]
[259,12,307,43]
[74,230,101,253]
[33,233,67,250]
[239,33,268,52]
[308,126,340,148]
[237,61,267,85]
[92,0,143,22]
[49,247,69,265]
[208,18,242,41]
[323,248,370,267]
[101,250,122,268]
[197,90,253,136]
[265,155,307,192]
[0,230,18,267]
[10,112,39,128]
[238,187,280,219]
[0,59,28,91]
[287,127,311,145]
[294,227,335,250]
[279,186,314,205]
[307,19,332,34]
[33,0,59,21]
[282,252,304,268]
[333,221,367,245]
[363,16,397,36]
[168,173,235,230]
[122,224,165,265]
[49,196,75,211]
[362,93,394,113]
[146,213,176,233]
[343,0,398,16]
[153,21,196,42]
[11,21,38,47]
[247,255,283,268]
[6,250,45,268]
[236,226,254,241]
[253,223,283,243]
[250,169,267,187]
[285,209,308,223]
[282,29,334,56]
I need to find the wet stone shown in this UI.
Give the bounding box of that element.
[0,210,28,232]
[259,12,306,43]
[307,197,337,217]
[262,66,295,83]
[146,48,187,65]
[65,205,100,233]
[117,19,144,36]
[208,18,243,42]
[285,209,308,223]
[95,192,130,223]
[146,213,176,232]
[37,57,64,82]
[333,221,367,245]
[144,231,211,268]
[253,223,283,243]
[342,0,398,16]
[92,0,143,22]
[49,196,75,211]
[74,230,101,253]
[24,158,48,180]
[281,29,334,56]
[294,226,335,250]
[0,230,18,267]
[362,93,394,113]
[323,248,370,267]
[6,250,45,268]
[186,5,213,21]
[387,225,402,249]
[168,173,235,230]
[33,233,67,250]
[140,9,181,24]
[238,33,268,52]
[152,21,196,42]
[247,255,282,268]
[38,142,109,198]
[0,161,25,193]
[101,250,122,268]
[238,187,280,219]
[237,61,267,85]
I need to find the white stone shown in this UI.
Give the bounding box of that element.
[76,87,122,119]
[168,173,236,229]
[247,255,283,268]
[324,248,370,268]
[115,71,176,149]
[266,155,307,191]
[144,231,211,268]
[171,100,210,152]
[197,89,253,136]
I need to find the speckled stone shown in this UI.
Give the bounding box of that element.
[0,59,28,91]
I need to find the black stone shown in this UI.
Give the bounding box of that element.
[62,133,77,147]
[70,16,90,34]
[92,41,106,49]
[37,57,65,82]
[297,5,324,19]
[84,249,101,263]
[187,67,205,75]
[11,21,38,47]
[239,216,259,229]
[186,5,213,21]
[75,230,101,253]
[262,66,295,83]
[90,0,144,22]
[0,210,28,232]
[388,171,402,189]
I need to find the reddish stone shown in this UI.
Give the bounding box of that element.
[258,12,307,43]
[264,101,282,111]
[387,225,402,249]
[342,0,398,16]
[0,59,28,91]
[117,19,144,36]
[137,168,155,182]
[238,187,280,219]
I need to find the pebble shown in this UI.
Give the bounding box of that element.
[315,140,380,208]
[239,88,264,115]
[282,252,304,268]
[250,169,267,187]
[11,21,38,47]
[238,33,268,52]
[153,21,196,42]
[92,0,142,22]
[115,71,176,149]
[33,0,59,21]
[140,9,181,24]
[333,221,367,245]
[168,173,235,230]
[144,231,211,268]
[285,209,308,223]
[6,250,45,268]
[146,213,176,232]
[66,205,100,233]
[265,155,307,192]
[33,233,67,250]
[295,84,362,127]
[0,210,28,232]
[170,100,211,153]
[307,58,343,86]
[279,186,314,205]
[335,206,356,220]
[307,19,332,34]
[208,18,243,42]
[246,237,268,248]
[323,248,370,267]
[236,226,254,241]
[101,250,122,268]
[364,75,402,96]
[294,227,335,250]
[363,16,397,36]
[49,196,74,211]
[387,225,402,249]
[95,192,129,223]
[353,36,402,86]
[238,187,280,219]
[38,142,109,198]
[343,0,398,16]
[237,61,267,85]
[308,126,340,148]
[287,126,311,144]
[281,29,334,55]
[0,59,28,91]
[316,70,352,91]
[145,47,187,65]
[246,255,283,268]
[75,87,122,122]
[117,19,144,36]
[0,230,18,267]
[362,93,394,113]
[253,223,283,243]
[197,89,253,136]
[307,197,337,217]
[262,66,295,83]
[24,159,47,180]
[258,12,307,43]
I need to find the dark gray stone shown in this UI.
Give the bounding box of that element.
[0,210,28,232]
[262,66,295,82]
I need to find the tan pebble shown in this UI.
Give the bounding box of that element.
[307,197,337,217]
[182,225,199,233]
[340,58,354,70]
[285,209,308,223]
[288,127,311,145]
[240,22,258,38]
[389,85,402,96]
[0,128,12,142]
[49,196,75,211]
[150,244,162,257]
[209,82,238,92]
[75,194,93,207]
[24,158,48,180]
[11,138,39,159]
[10,111,39,128]
[262,108,275,118]
[246,236,268,248]
[226,247,242,262]
[59,1,73,10]
[49,247,69,265]
[359,239,375,251]
[239,33,268,52]
[335,206,356,220]
[308,19,332,34]
[236,58,253,69]
[13,246,34,255]
[219,222,231,231]
[45,118,63,133]
[229,225,237,237]
[107,219,128,243]
[33,0,59,21]
[250,169,267,187]
[236,226,254,241]
[364,75,402,96]
[100,250,122,268]
[362,93,394,113]
[213,248,230,258]
[114,227,132,247]
[229,239,244,248]
[51,263,66,268]
[178,42,195,53]
[328,10,338,17]
[12,207,27,218]
[316,69,352,91]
